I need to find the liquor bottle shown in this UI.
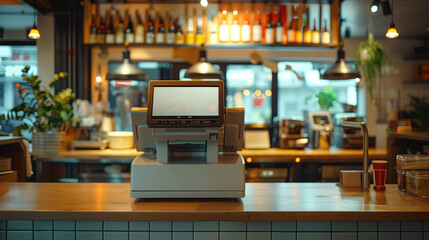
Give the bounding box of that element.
[146,10,155,44]
[295,12,302,44]
[287,8,297,44]
[242,6,251,43]
[252,5,262,43]
[321,19,330,44]
[230,5,240,42]
[209,16,217,44]
[265,6,274,44]
[166,13,175,44]
[96,15,106,44]
[135,10,145,44]
[105,10,115,44]
[303,14,312,44]
[125,12,134,44]
[311,19,320,44]
[115,11,124,44]
[275,6,283,44]
[89,11,97,44]
[196,17,205,45]
[219,4,229,43]
[186,16,195,44]
[156,12,165,44]
[175,18,185,44]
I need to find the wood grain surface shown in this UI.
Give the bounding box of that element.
[0,182,428,221]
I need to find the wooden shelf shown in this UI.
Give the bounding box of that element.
[91,0,333,4]
[403,81,429,85]
[0,171,17,182]
[0,137,27,182]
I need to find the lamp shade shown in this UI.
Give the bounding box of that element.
[184,47,224,80]
[106,47,147,81]
[321,47,361,80]
[386,23,399,39]
[28,25,40,39]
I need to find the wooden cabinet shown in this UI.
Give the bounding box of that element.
[386,132,429,184]
[0,137,28,182]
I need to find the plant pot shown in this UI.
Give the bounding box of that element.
[32,131,72,155]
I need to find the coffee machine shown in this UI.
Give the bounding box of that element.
[276,119,308,149]
[309,111,333,149]
[333,115,365,149]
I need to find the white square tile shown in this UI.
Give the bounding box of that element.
[34,221,53,230]
[7,220,33,230]
[194,232,218,240]
[76,221,102,231]
[297,232,331,240]
[424,222,429,232]
[0,231,5,240]
[172,222,193,231]
[272,232,296,240]
[247,222,271,232]
[332,221,357,231]
[54,221,75,231]
[297,222,331,232]
[130,232,149,240]
[103,221,128,231]
[332,232,357,240]
[247,232,271,240]
[150,232,171,240]
[7,231,33,240]
[402,222,423,232]
[220,232,246,240]
[358,232,377,240]
[34,231,53,240]
[423,232,429,240]
[272,222,296,232]
[150,221,171,231]
[378,232,400,240]
[54,231,75,240]
[220,221,246,231]
[172,231,192,240]
[0,221,5,230]
[76,231,102,240]
[104,231,128,240]
[194,221,218,231]
[401,232,423,240]
[129,221,149,231]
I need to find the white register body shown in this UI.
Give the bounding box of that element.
[130,80,245,198]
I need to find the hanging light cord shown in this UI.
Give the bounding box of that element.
[391,0,394,24]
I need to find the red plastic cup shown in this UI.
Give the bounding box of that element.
[372,160,388,191]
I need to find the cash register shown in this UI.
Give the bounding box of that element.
[130,80,245,198]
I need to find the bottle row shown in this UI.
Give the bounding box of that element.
[88,4,332,46]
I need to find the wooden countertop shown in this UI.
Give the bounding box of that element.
[0,182,427,221]
[33,148,387,162]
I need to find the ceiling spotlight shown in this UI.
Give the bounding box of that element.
[381,0,392,16]
[370,0,381,13]
[28,6,40,39]
[200,0,208,7]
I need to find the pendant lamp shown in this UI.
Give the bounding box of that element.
[28,6,40,39]
[184,45,224,80]
[321,0,360,80]
[385,0,399,39]
[106,43,148,81]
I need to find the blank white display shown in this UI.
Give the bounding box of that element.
[152,86,219,117]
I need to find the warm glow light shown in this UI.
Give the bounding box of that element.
[355,78,361,83]
[265,90,272,97]
[200,0,208,7]
[295,157,301,163]
[246,157,253,163]
[243,89,250,96]
[386,24,399,39]
[28,27,40,39]
[222,10,227,15]
[233,10,238,15]
[254,89,262,96]
[96,75,102,83]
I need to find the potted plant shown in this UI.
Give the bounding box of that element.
[0,66,76,154]
[314,85,338,110]
[354,31,391,99]
[409,95,429,131]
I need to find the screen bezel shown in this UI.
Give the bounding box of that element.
[147,80,225,127]
[309,110,333,131]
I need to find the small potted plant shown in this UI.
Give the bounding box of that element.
[314,85,338,110]
[0,66,76,154]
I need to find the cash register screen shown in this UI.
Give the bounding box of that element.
[147,80,224,127]
[152,87,219,117]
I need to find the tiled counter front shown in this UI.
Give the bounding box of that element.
[1,220,428,240]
